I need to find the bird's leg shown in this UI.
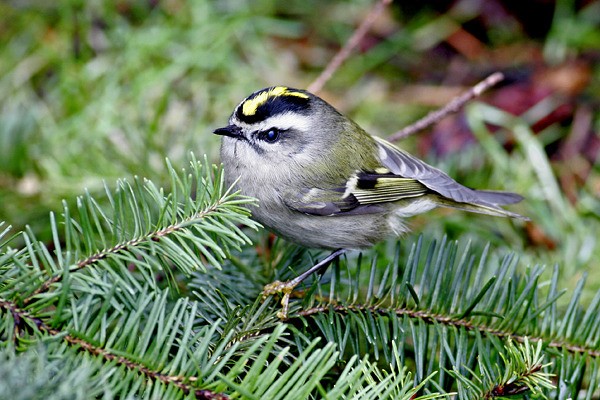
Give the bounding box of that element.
[262,248,347,319]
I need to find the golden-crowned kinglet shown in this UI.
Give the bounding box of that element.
[214,86,527,317]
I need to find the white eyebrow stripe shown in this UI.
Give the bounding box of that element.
[231,112,311,132]
[263,113,312,131]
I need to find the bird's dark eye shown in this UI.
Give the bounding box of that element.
[260,128,280,143]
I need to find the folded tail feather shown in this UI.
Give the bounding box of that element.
[471,189,524,205]
[432,195,530,221]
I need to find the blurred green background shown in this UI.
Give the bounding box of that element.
[1,0,599,291]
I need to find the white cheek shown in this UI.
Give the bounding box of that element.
[221,112,314,184]
[223,140,289,182]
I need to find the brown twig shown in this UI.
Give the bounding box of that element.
[387,72,505,142]
[306,0,392,94]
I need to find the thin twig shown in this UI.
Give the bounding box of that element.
[387,72,505,142]
[306,0,392,94]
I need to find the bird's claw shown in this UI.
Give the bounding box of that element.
[261,249,346,319]
[262,280,298,320]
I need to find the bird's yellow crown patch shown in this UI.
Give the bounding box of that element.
[241,86,309,116]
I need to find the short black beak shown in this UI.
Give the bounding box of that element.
[213,125,243,139]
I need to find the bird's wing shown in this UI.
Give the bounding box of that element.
[282,186,363,216]
[373,137,524,206]
[283,170,430,216]
[283,136,526,219]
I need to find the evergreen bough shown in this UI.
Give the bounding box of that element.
[0,155,598,399]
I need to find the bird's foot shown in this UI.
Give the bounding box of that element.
[262,249,347,319]
[262,280,298,320]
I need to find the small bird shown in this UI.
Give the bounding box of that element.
[214,86,527,318]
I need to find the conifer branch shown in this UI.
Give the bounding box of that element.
[23,201,226,306]
[0,298,229,399]
[452,338,554,399]
[298,303,600,357]
[9,157,259,309]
